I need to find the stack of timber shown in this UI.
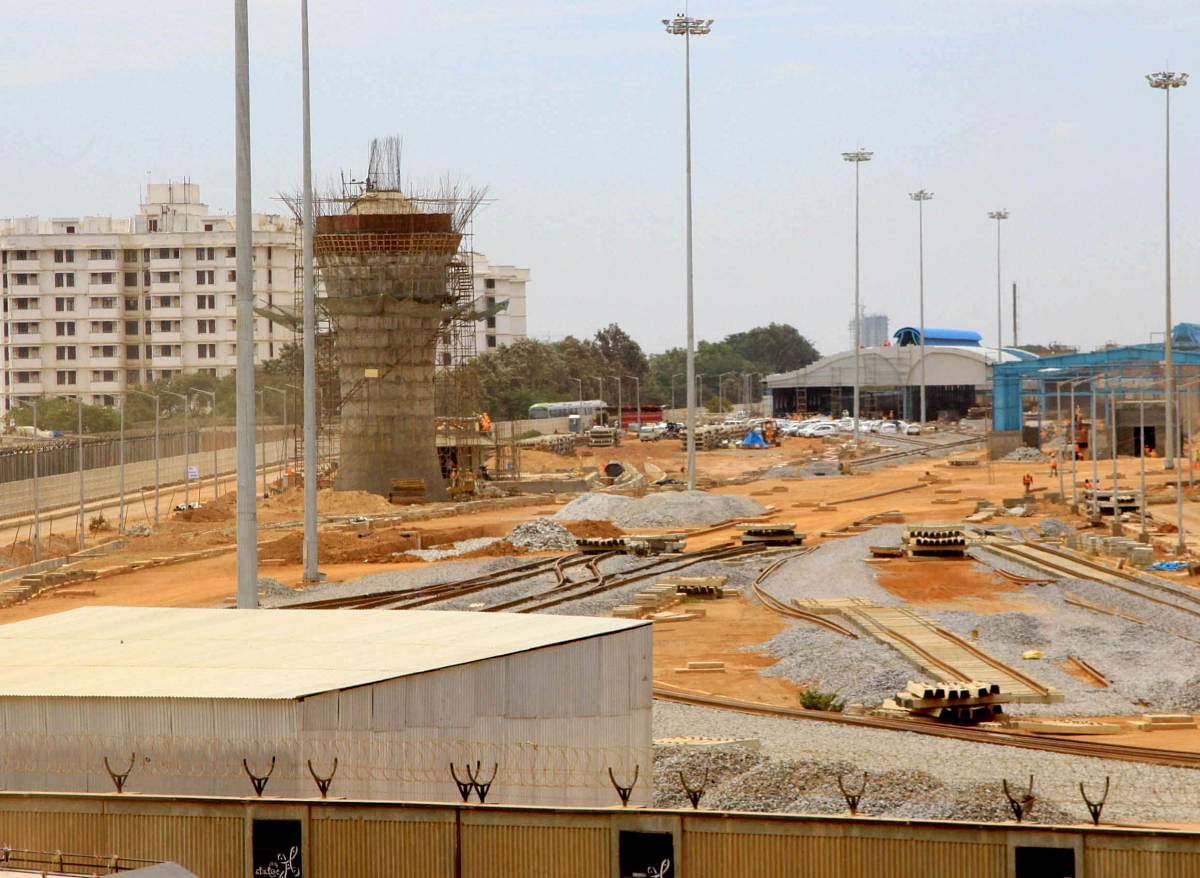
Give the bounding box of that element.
[588,427,616,447]
[737,522,805,546]
[660,575,727,598]
[903,524,967,556]
[623,533,687,555]
[576,536,625,554]
[948,453,981,467]
[388,478,425,505]
[894,680,1010,724]
[1130,713,1198,732]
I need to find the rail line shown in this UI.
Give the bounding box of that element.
[751,551,860,638]
[980,540,1200,621]
[653,686,1200,770]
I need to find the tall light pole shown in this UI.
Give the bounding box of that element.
[571,377,583,421]
[75,397,84,551]
[987,209,1009,371]
[234,0,258,609]
[843,148,872,452]
[1148,71,1187,469]
[909,189,933,425]
[128,390,160,525]
[301,0,318,583]
[626,376,641,429]
[611,376,623,434]
[163,390,189,509]
[664,13,712,490]
[190,388,217,501]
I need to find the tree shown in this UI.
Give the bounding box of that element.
[594,323,649,380]
[6,397,119,434]
[724,323,819,374]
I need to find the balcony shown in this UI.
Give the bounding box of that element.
[11,379,43,393]
[147,282,182,297]
[8,256,40,269]
[88,354,122,367]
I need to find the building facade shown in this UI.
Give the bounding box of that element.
[472,252,528,351]
[0,183,297,414]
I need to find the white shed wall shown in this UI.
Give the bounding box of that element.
[0,626,651,807]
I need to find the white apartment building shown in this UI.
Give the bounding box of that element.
[0,183,297,414]
[472,252,528,352]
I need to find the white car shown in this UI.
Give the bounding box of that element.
[905,423,922,435]
[879,421,901,435]
[804,422,838,438]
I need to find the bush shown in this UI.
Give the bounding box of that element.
[799,686,845,712]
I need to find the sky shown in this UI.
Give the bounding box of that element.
[2,1,1199,360]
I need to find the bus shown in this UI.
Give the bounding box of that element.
[611,404,664,430]
[528,400,608,423]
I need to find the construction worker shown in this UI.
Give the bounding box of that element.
[1022,472,1033,494]
[1050,457,1058,477]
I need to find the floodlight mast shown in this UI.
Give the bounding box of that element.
[987,209,1009,371]
[663,13,713,490]
[1147,70,1187,470]
[843,148,872,453]
[909,189,933,426]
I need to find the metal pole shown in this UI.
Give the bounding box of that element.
[613,377,622,436]
[235,0,258,607]
[213,394,219,500]
[1175,387,1186,554]
[32,403,39,562]
[301,0,318,582]
[118,398,126,532]
[258,390,267,499]
[1140,391,1148,542]
[1110,380,1120,536]
[152,397,160,526]
[1165,82,1176,468]
[1090,381,1099,521]
[163,391,188,508]
[909,190,932,425]
[627,376,641,430]
[77,398,84,551]
[1070,381,1079,511]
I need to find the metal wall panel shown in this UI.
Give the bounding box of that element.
[460,822,607,878]
[310,812,455,878]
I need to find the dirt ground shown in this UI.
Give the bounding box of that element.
[5,433,1200,751]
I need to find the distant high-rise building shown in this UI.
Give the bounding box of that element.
[848,309,889,348]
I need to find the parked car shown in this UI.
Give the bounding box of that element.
[804,422,838,438]
[639,425,658,441]
[905,423,922,435]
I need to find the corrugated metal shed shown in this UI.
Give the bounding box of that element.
[0,607,647,699]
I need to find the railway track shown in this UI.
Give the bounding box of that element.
[851,435,983,467]
[653,686,1200,770]
[979,539,1200,621]
[751,551,861,638]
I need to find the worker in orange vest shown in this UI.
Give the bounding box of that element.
[1050,457,1058,477]
[1022,472,1033,494]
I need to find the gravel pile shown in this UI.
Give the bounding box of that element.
[505,519,577,551]
[653,701,1197,823]
[554,490,767,528]
[410,536,501,561]
[1003,446,1047,462]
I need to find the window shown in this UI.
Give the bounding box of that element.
[485,278,496,289]
[143,271,150,287]
[125,321,139,335]
[55,322,76,337]
[124,296,138,311]
[196,294,215,310]
[226,270,236,282]
[267,269,273,284]
[157,320,175,333]
[54,272,75,288]
[123,249,139,263]
[197,343,217,359]
[123,272,138,287]
[90,297,117,309]
[88,272,115,284]
[64,225,75,234]
[56,371,77,385]
[156,247,180,260]
[55,345,77,361]
[54,249,74,263]
[10,249,29,260]
[14,322,37,335]
[91,370,117,382]
[54,297,75,312]
[197,318,216,334]
[148,219,158,232]
[267,246,272,260]
[155,271,174,284]
[125,345,140,360]
[226,247,236,258]
[204,223,213,232]
[12,297,35,310]
[14,347,36,359]
[486,334,497,348]
[155,295,180,308]
[91,345,117,357]
[89,249,114,260]
[144,321,153,335]
[486,316,497,329]
[195,247,215,261]
[90,321,117,333]
[144,345,154,359]
[196,270,215,285]
[12,273,33,285]
[142,249,151,261]
[14,372,37,384]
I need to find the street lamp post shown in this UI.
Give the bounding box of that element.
[664,13,712,491]
[1139,388,1149,542]
[75,397,84,551]
[190,388,217,501]
[162,391,189,509]
[611,376,623,437]
[627,376,641,430]
[696,373,705,412]
[1148,71,1188,469]
[843,148,873,452]
[987,210,1009,370]
[262,385,287,489]
[1065,375,1094,512]
[909,190,933,425]
[127,390,160,526]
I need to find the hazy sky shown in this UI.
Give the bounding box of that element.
[3,1,1198,359]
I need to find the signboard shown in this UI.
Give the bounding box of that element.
[252,819,302,878]
[618,830,673,878]
[186,465,199,481]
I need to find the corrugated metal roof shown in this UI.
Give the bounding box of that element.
[0,607,647,701]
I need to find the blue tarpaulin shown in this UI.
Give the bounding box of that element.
[741,429,769,448]
[1146,561,1188,571]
